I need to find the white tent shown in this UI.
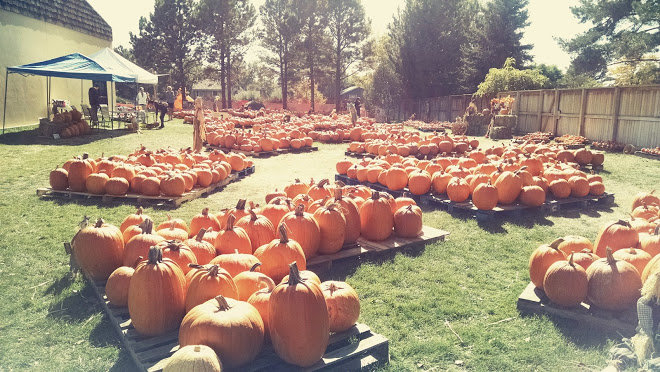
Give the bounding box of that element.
[89,48,158,84]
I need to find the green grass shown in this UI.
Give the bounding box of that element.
[0,123,658,371]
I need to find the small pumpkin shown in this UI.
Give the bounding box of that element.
[528,238,566,289]
[123,218,166,266]
[105,256,142,307]
[321,281,360,332]
[185,264,238,313]
[359,191,394,242]
[120,207,150,233]
[190,208,221,238]
[49,165,69,190]
[393,204,423,238]
[158,240,198,275]
[233,262,275,301]
[254,224,307,283]
[215,214,252,255]
[543,253,588,308]
[472,181,498,210]
[209,249,260,278]
[163,345,222,372]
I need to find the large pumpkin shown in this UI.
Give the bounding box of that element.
[158,240,198,275]
[519,185,546,207]
[329,189,361,244]
[472,181,498,210]
[493,168,524,205]
[586,247,642,311]
[543,253,588,308]
[269,262,329,367]
[280,204,321,258]
[85,173,109,195]
[72,218,124,281]
[446,177,470,202]
[313,203,346,255]
[209,249,260,278]
[632,190,660,211]
[236,210,277,253]
[179,296,264,368]
[359,191,394,241]
[393,204,423,238]
[128,247,186,336]
[593,219,639,257]
[215,214,252,255]
[307,179,333,200]
[183,228,218,265]
[321,281,360,332]
[261,197,293,227]
[68,154,94,191]
[639,225,660,257]
[528,238,566,289]
[185,264,238,313]
[254,224,306,283]
[123,218,166,266]
[190,208,221,238]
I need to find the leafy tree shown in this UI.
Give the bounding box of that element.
[532,64,564,88]
[292,78,327,104]
[260,0,300,109]
[294,0,330,111]
[130,0,197,100]
[361,36,403,112]
[113,45,134,61]
[560,0,660,79]
[475,58,549,95]
[327,0,371,111]
[609,56,660,86]
[557,68,602,89]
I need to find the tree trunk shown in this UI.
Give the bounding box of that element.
[227,48,232,109]
[335,21,341,112]
[310,59,315,112]
[220,48,227,109]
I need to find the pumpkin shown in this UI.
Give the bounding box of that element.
[123,218,166,266]
[209,249,260,278]
[49,165,69,190]
[573,148,593,165]
[629,215,656,234]
[215,214,252,255]
[393,205,423,238]
[572,249,600,271]
[163,345,222,372]
[639,225,660,257]
[179,296,264,368]
[160,172,186,197]
[568,176,590,197]
[519,185,545,207]
[612,247,652,276]
[548,179,571,199]
[68,154,94,191]
[313,203,346,255]
[190,208,221,238]
[321,281,360,332]
[158,240,198,275]
[493,168,525,205]
[265,189,287,204]
[141,176,161,196]
[431,171,453,195]
[543,253,588,308]
[183,228,218,265]
[261,197,293,227]
[555,236,593,255]
[236,210,276,253]
[284,178,310,198]
[472,181,498,210]
[359,191,394,241]
[446,177,470,203]
[292,193,315,211]
[307,179,333,200]
[233,262,275,301]
[593,219,639,257]
[280,204,321,258]
[128,246,186,336]
[227,199,250,222]
[105,177,129,195]
[586,247,642,311]
[157,221,189,241]
[393,194,417,214]
[105,256,142,307]
[280,269,321,286]
[528,238,566,289]
[85,173,109,195]
[408,169,432,195]
[633,190,660,211]
[328,189,361,244]
[72,218,124,281]
[254,224,307,282]
[248,277,276,340]
[632,204,660,221]
[386,167,408,191]
[269,262,329,367]
[156,214,189,233]
[185,264,238,313]
[589,181,606,196]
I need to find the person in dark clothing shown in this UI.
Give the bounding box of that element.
[156,100,168,129]
[88,83,100,125]
[354,97,361,117]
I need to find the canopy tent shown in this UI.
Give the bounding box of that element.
[3,53,137,133]
[89,48,158,84]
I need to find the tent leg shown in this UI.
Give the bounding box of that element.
[80,80,83,108]
[2,70,8,134]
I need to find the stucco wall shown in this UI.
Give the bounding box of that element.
[0,9,111,128]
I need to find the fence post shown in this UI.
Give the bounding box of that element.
[578,88,588,137]
[611,87,622,142]
[514,91,520,130]
[553,89,560,135]
[537,90,544,132]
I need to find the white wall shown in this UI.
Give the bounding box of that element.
[0,9,112,128]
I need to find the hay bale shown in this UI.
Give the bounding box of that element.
[494,115,517,129]
[490,126,512,139]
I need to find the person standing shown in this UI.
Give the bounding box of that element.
[135,87,148,124]
[157,100,168,129]
[164,86,175,121]
[88,83,100,125]
[192,97,206,152]
[354,97,361,117]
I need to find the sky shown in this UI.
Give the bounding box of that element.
[87,0,591,70]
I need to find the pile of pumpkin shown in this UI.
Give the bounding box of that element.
[640,146,660,156]
[49,146,252,197]
[205,127,315,152]
[71,204,363,369]
[53,109,92,138]
[347,132,479,158]
[528,190,660,310]
[337,143,607,211]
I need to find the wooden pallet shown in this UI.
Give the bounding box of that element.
[517,282,637,336]
[635,151,660,161]
[36,169,254,208]
[86,274,389,372]
[307,225,449,272]
[344,151,376,159]
[278,146,319,154]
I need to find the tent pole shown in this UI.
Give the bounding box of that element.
[80,79,83,108]
[2,70,8,134]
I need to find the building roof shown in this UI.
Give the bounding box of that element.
[0,0,112,41]
[341,86,363,96]
[193,80,223,91]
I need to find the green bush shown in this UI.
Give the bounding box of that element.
[476,58,549,96]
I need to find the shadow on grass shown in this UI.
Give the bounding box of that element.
[47,280,102,323]
[44,275,75,296]
[89,317,137,371]
[0,127,134,146]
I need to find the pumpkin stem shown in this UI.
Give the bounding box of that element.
[278,223,289,243]
[195,228,206,242]
[250,262,262,272]
[568,252,575,268]
[147,246,163,264]
[226,214,236,231]
[94,218,104,228]
[294,204,305,216]
[194,345,201,353]
[334,188,343,200]
[549,238,563,250]
[236,199,247,210]
[170,219,176,230]
[164,240,182,251]
[249,209,258,221]
[82,152,89,160]
[214,295,231,311]
[256,276,276,292]
[286,261,302,286]
[654,225,660,236]
[139,218,154,234]
[131,255,144,269]
[605,247,615,264]
[371,191,380,200]
[137,207,144,216]
[207,264,220,277]
[318,179,329,188]
[616,219,632,228]
[328,282,339,295]
[201,208,209,216]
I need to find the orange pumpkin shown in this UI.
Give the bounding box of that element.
[190,208,221,238]
[72,218,124,281]
[586,247,642,311]
[472,181,498,210]
[183,228,217,265]
[184,264,238,313]
[359,191,394,241]
[236,210,277,253]
[254,224,307,283]
[543,253,588,308]
[313,203,346,255]
[233,262,275,301]
[529,238,566,289]
[321,281,360,332]
[280,204,321,259]
[393,204,423,238]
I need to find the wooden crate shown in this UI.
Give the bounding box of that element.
[635,151,660,161]
[307,225,450,272]
[517,282,637,336]
[86,275,389,372]
[36,168,254,208]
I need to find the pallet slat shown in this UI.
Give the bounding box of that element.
[635,151,660,161]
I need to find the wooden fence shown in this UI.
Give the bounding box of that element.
[384,94,493,123]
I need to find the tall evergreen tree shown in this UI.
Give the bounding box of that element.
[560,0,660,79]
[327,0,370,111]
[295,0,330,111]
[260,0,300,109]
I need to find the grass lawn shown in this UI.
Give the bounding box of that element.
[0,121,658,371]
